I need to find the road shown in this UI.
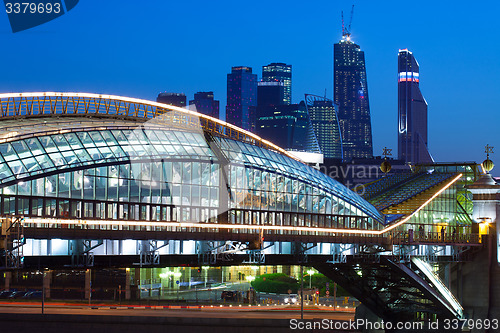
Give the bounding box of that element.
[0,302,355,320]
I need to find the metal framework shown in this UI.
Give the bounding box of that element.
[0,92,299,161]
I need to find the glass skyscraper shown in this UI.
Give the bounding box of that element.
[226,66,257,132]
[256,80,319,153]
[156,93,187,108]
[305,94,342,159]
[398,49,432,164]
[189,91,220,119]
[334,35,373,160]
[262,63,292,105]
[256,101,320,154]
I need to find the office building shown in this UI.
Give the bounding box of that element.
[306,94,343,159]
[226,66,257,132]
[398,49,432,164]
[334,34,373,160]
[262,63,292,105]
[156,92,187,108]
[189,91,220,119]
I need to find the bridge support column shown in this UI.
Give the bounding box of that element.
[4,271,11,291]
[43,271,51,299]
[457,173,500,328]
[135,268,141,299]
[125,268,131,300]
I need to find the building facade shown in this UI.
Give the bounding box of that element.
[226,66,257,132]
[257,81,284,108]
[156,92,187,108]
[262,63,292,105]
[256,101,320,154]
[398,49,432,164]
[189,91,220,119]
[306,94,343,160]
[334,36,373,160]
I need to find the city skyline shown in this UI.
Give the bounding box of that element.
[0,1,499,172]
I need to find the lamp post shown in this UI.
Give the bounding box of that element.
[202,266,209,288]
[307,269,315,289]
[159,272,170,300]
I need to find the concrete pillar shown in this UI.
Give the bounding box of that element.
[134,268,141,299]
[43,271,51,299]
[125,268,131,300]
[4,271,11,291]
[84,269,91,300]
[460,173,500,328]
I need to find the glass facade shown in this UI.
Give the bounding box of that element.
[334,38,373,160]
[306,94,343,159]
[398,49,432,164]
[262,63,292,105]
[0,101,384,234]
[226,66,257,132]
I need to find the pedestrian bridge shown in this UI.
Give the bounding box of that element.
[0,93,484,323]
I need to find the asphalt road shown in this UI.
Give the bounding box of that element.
[0,302,355,320]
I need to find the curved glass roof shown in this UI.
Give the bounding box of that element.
[0,117,383,223]
[0,93,383,224]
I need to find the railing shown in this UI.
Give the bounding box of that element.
[391,231,481,245]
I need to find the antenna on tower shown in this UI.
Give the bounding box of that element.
[342,5,355,39]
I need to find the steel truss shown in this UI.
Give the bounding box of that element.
[196,241,268,265]
[315,256,463,323]
[69,239,102,267]
[138,240,168,267]
[1,217,25,269]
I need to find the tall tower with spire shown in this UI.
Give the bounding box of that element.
[333,7,373,161]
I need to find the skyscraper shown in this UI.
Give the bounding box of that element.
[156,92,186,108]
[306,94,343,159]
[257,81,284,108]
[262,63,292,105]
[256,102,320,153]
[334,34,373,160]
[189,91,220,119]
[398,49,432,164]
[226,66,257,132]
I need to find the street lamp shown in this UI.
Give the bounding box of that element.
[202,266,209,288]
[307,269,315,289]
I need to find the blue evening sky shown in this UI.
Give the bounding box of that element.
[1,0,499,174]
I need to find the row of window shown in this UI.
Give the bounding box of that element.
[0,126,382,222]
[2,159,365,217]
[4,195,375,230]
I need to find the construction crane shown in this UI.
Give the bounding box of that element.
[341,5,355,39]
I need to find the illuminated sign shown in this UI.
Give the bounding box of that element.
[398,72,419,83]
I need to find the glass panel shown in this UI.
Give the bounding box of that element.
[64,133,83,149]
[0,143,18,161]
[89,131,106,147]
[52,134,71,152]
[39,136,58,153]
[11,140,32,159]
[77,132,96,148]
[7,159,27,175]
